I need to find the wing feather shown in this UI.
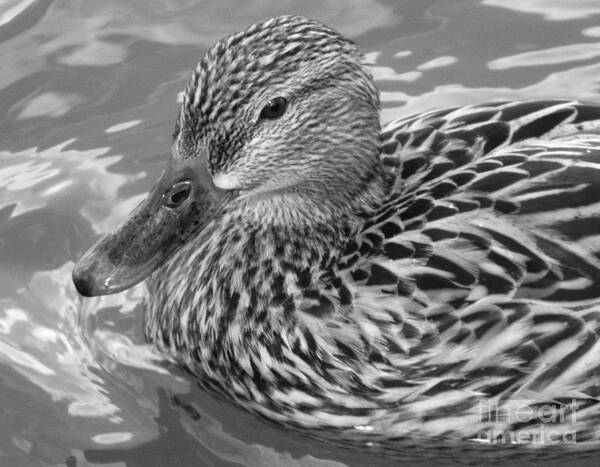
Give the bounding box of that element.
[297,100,600,438]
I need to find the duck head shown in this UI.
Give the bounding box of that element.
[73,15,382,297]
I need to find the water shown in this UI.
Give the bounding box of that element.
[1,0,600,465]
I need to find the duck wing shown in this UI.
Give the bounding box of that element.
[357,100,600,306]
[263,101,600,441]
[298,101,600,422]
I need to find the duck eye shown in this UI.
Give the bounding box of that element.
[260,97,287,119]
[164,181,192,208]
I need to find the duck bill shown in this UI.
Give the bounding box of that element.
[72,155,221,297]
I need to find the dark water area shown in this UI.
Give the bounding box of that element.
[1,0,600,465]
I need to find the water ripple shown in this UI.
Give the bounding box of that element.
[483,0,600,21]
[488,42,600,69]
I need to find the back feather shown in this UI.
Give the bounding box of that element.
[293,100,600,440]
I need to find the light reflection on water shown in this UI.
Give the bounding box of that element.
[482,0,600,21]
[1,0,600,465]
[487,42,600,69]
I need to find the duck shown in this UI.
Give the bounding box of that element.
[73,15,600,446]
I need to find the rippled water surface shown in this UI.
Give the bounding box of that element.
[2,0,600,465]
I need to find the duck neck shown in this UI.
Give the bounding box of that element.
[146,159,386,377]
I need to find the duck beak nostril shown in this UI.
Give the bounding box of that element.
[164,180,193,209]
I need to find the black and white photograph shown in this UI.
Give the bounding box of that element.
[1,1,600,465]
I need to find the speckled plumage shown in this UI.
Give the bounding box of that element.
[137,17,600,446]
